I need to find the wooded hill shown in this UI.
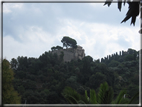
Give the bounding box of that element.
[9,48,140,104]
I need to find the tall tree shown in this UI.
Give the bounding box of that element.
[10,58,18,71]
[61,36,77,49]
[2,59,21,104]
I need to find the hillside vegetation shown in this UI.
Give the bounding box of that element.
[7,48,140,104]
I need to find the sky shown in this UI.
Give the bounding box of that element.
[2,1,140,62]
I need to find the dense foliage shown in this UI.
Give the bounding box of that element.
[61,36,77,48]
[51,46,63,51]
[10,48,139,104]
[2,59,21,104]
[62,82,138,104]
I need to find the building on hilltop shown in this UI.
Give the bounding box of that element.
[51,45,85,62]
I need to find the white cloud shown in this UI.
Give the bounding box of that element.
[56,19,140,60]
[3,26,58,61]
[3,3,23,13]
[3,3,140,61]
[3,18,140,61]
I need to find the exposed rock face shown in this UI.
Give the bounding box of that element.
[51,45,85,62]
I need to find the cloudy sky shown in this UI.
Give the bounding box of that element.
[3,1,140,61]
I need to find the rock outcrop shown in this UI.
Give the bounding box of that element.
[51,45,85,62]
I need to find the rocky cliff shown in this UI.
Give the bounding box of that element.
[51,45,85,62]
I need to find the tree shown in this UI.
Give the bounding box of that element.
[104,0,140,26]
[108,60,120,67]
[51,46,63,51]
[62,82,114,104]
[16,56,28,71]
[124,54,135,61]
[62,86,87,104]
[46,91,61,104]
[2,59,21,104]
[82,56,93,73]
[56,45,63,50]
[61,36,77,49]
[62,82,138,104]
[51,46,56,51]
[88,73,107,89]
[10,58,18,71]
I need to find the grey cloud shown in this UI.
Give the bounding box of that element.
[3,3,65,41]
[57,3,139,26]
[3,3,139,42]
[3,3,139,61]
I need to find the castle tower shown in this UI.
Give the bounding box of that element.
[51,45,85,62]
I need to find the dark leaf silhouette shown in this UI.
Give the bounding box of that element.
[121,2,139,25]
[118,0,122,11]
[104,0,140,26]
[104,0,113,7]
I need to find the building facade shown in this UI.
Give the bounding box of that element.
[51,45,85,62]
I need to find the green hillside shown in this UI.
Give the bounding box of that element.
[7,48,140,104]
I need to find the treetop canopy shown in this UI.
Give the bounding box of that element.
[61,36,77,49]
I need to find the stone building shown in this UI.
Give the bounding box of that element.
[51,45,85,62]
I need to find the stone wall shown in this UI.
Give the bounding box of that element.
[51,45,85,62]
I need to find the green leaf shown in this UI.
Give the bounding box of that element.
[90,89,97,104]
[62,86,81,103]
[85,90,89,102]
[115,90,126,104]
[65,94,79,104]
[97,82,109,104]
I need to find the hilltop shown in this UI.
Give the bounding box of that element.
[9,48,140,104]
[51,45,85,62]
